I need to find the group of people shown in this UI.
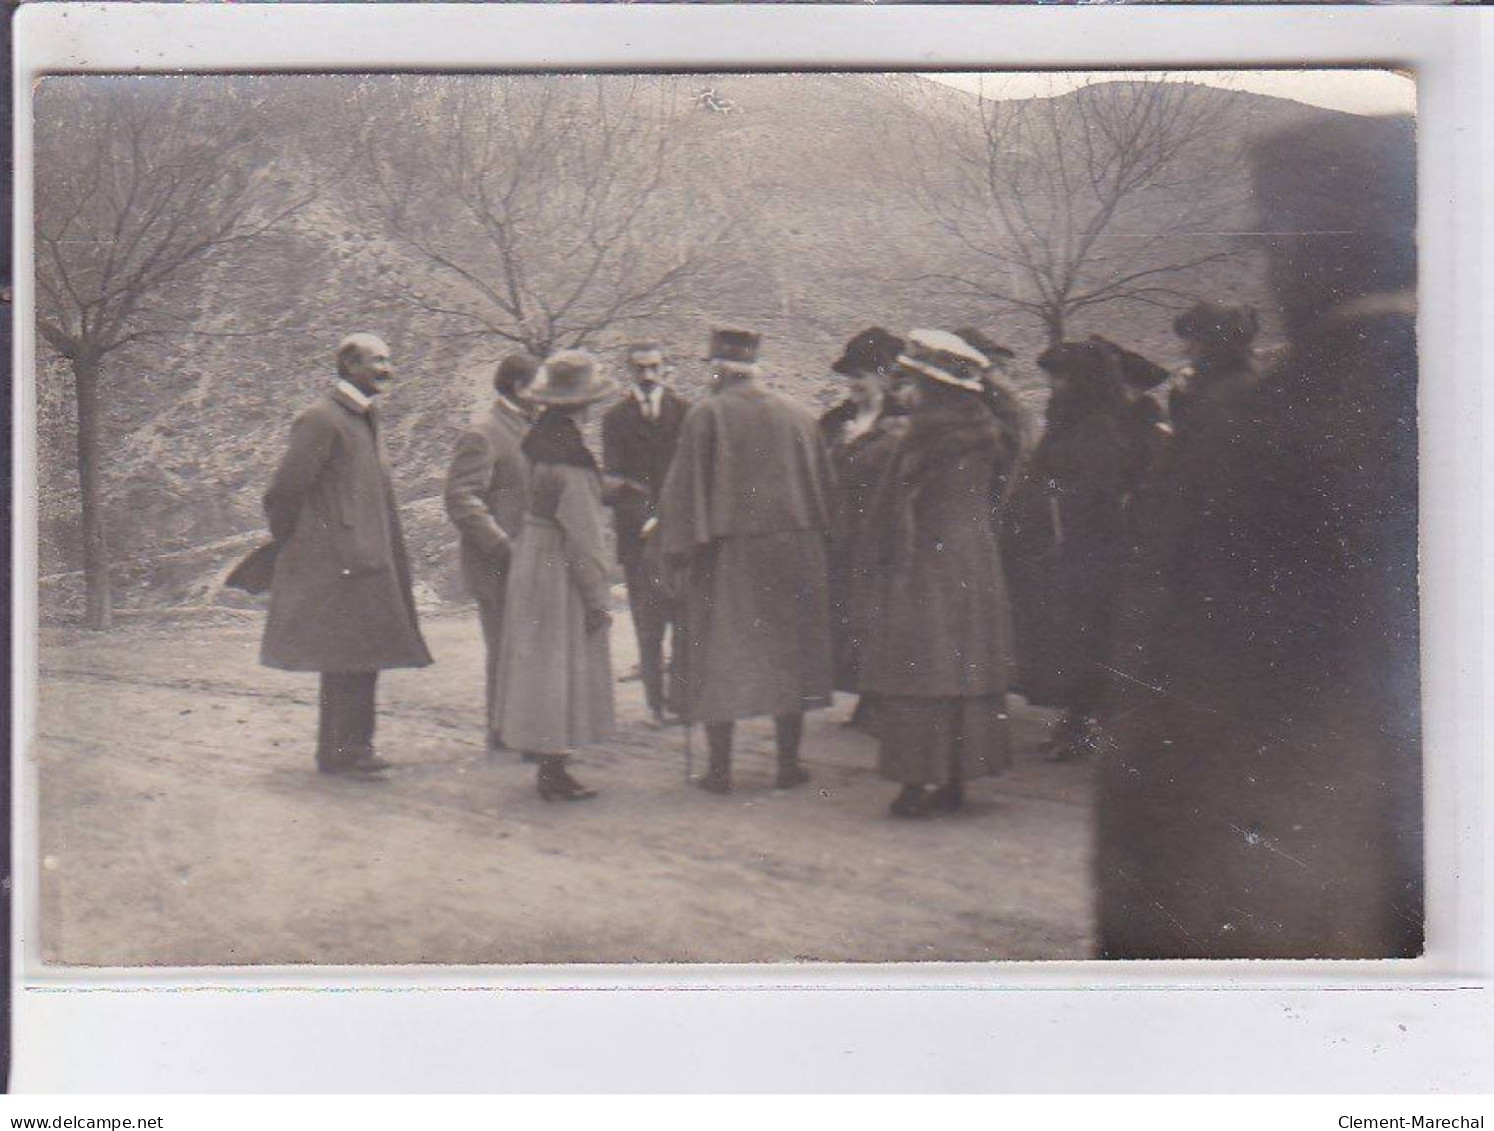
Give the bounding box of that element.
[248,111,1421,958]
[251,318,1043,817]
[249,309,1258,819]
[449,323,1037,816]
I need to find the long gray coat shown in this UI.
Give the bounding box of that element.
[260,386,432,673]
[492,460,616,752]
[444,395,531,603]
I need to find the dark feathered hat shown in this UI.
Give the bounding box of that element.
[831,326,905,377]
[1037,340,1122,387]
[1087,334,1172,392]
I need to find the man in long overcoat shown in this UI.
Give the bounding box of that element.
[261,333,433,776]
[657,329,835,793]
[601,340,690,727]
[1095,115,1422,958]
[443,352,539,750]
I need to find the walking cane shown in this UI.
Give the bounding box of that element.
[664,546,694,784]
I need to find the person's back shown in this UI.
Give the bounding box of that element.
[656,331,834,794]
[859,404,1011,702]
[679,380,830,541]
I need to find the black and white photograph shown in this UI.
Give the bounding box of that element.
[25,64,1422,968]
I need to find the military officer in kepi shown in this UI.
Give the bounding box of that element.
[657,329,836,794]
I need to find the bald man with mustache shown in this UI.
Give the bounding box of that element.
[260,333,433,777]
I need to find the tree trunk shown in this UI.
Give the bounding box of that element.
[72,354,112,631]
[1043,310,1067,346]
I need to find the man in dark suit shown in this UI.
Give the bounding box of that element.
[601,340,689,727]
[443,352,539,751]
[261,333,433,777]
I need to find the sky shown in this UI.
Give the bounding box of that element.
[927,69,1415,116]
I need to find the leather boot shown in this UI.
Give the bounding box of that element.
[694,724,733,794]
[537,755,597,801]
[774,713,810,789]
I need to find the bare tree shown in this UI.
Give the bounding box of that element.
[351,75,741,358]
[901,76,1247,344]
[34,78,309,628]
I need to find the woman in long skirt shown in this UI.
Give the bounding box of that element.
[857,330,1020,819]
[1003,339,1138,761]
[818,326,907,728]
[493,350,618,801]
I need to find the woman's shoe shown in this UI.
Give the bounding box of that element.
[537,765,598,801]
[931,782,964,812]
[889,785,935,819]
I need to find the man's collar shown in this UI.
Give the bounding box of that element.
[334,379,374,412]
[715,371,758,394]
[494,391,529,419]
[632,384,664,412]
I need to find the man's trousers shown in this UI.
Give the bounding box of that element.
[623,557,672,716]
[317,671,379,769]
[477,576,509,744]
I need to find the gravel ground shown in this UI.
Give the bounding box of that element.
[30,608,1095,967]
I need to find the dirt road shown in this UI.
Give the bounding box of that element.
[32,609,1095,966]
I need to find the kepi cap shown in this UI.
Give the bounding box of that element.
[706,328,761,366]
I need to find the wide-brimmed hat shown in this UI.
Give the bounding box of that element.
[1086,334,1172,392]
[897,329,989,392]
[831,326,905,377]
[1173,302,1261,350]
[526,350,617,406]
[1037,340,1123,386]
[705,328,761,367]
[953,327,1016,367]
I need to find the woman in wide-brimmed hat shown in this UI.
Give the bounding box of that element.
[856,330,1018,818]
[953,326,1033,517]
[818,326,908,728]
[492,350,619,801]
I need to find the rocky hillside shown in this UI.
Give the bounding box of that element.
[32,72,1345,618]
